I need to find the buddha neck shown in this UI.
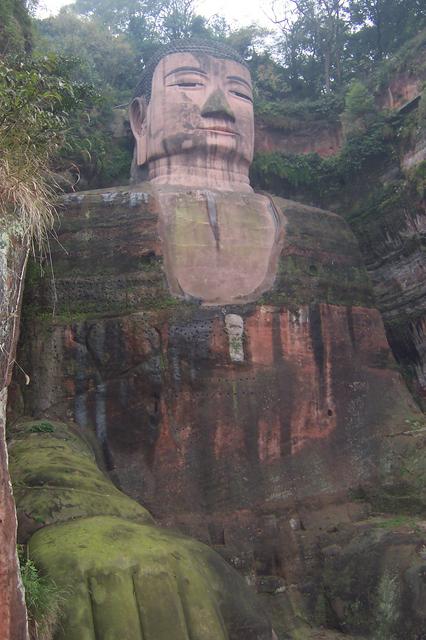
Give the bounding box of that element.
[148,157,253,193]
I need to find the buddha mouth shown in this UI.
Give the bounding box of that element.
[199,125,239,135]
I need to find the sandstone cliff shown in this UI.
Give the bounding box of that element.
[11,185,426,638]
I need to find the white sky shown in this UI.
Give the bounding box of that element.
[36,0,273,29]
[199,0,272,28]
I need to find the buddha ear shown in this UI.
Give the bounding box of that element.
[129,97,148,166]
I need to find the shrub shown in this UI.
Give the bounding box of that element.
[0,55,91,250]
[18,547,63,640]
[341,80,377,136]
[28,422,55,434]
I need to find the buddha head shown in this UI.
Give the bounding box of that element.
[130,40,254,191]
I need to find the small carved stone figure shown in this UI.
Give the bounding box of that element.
[225,313,245,362]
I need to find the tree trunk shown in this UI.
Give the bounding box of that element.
[324,48,331,92]
[375,1,383,60]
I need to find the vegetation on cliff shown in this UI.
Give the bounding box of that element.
[20,0,424,189]
[251,112,394,203]
[0,0,32,55]
[0,55,92,249]
[0,0,99,253]
[0,10,96,637]
[18,548,63,640]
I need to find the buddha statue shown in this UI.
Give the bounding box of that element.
[12,39,421,640]
[130,40,254,191]
[129,40,282,305]
[10,40,278,640]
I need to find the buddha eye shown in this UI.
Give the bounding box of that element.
[178,81,203,88]
[167,80,204,89]
[230,90,253,102]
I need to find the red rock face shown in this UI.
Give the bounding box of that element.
[0,234,29,640]
[254,121,343,157]
[376,72,421,111]
[0,391,28,640]
[40,303,405,539]
[17,186,418,574]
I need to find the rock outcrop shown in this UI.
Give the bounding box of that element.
[338,112,426,408]
[254,120,343,157]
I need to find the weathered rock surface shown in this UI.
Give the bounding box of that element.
[155,188,282,304]
[13,184,425,636]
[321,516,426,638]
[359,201,426,403]
[377,71,422,112]
[342,128,426,407]
[0,225,29,640]
[254,120,343,157]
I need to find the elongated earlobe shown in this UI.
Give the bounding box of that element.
[129,97,148,166]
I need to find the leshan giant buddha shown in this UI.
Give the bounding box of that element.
[14,39,422,639]
[129,40,282,304]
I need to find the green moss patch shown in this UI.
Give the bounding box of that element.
[9,420,153,534]
[29,516,269,640]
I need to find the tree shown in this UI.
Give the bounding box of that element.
[160,0,197,40]
[0,54,91,245]
[271,0,349,94]
[34,9,146,187]
[0,0,33,55]
[72,0,198,42]
[36,10,139,97]
[348,0,426,62]
[341,79,377,135]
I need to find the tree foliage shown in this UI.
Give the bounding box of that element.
[0,0,33,55]
[341,79,377,135]
[348,0,426,63]
[0,53,92,246]
[72,0,206,59]
[270,0,426,96]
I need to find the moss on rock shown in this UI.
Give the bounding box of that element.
[9,419,153,533]
[29,515,270,640]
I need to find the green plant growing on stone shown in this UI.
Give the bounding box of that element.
[373,572,399,640]
[251,114,392,204]
[18,546,63,640]
[28,422,55,434]
[404,416,426,432]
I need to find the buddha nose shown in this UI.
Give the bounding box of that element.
[201,89,235,122]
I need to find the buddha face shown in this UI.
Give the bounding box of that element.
[130,52,254,188]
